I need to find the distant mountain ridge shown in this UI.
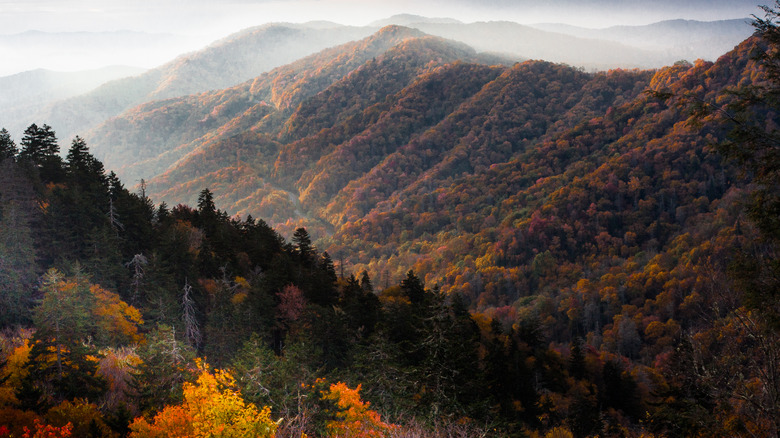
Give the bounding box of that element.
[0,66,146,141]
[2,16,752,145]
[531,18,754,60]
[369,14,463,27]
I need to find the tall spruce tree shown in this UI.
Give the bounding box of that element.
[19,123,63,181]
[0,128,16,161]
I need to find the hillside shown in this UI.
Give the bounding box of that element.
[88,27,502,183]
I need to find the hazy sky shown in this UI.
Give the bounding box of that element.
[0,0,763,75]
[0,0,762,35]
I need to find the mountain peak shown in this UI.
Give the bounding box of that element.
[373,24,426,39]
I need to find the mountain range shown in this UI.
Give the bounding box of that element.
[1,16,752,144]
[76,23,761,310]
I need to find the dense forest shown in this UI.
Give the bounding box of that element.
[1,3,780,438]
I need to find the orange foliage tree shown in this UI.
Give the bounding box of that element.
[321,381,395,438]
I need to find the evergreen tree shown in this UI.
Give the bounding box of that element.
[66,136,106,192]
[569,337,586,380]
[196,188,218,235]
[0,128,17,161]
[360,270,373,294]
[400,270,425,305]
[292,227,314,262]
[132,324,196,414]
[0,160,37,327]
[19,123,63,181]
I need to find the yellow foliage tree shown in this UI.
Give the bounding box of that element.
[91,284,144,346]
[0,340,31,406]
[128,361,277,438]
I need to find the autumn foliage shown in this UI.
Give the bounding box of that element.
[129,361,277,438]
[321,381,395,438]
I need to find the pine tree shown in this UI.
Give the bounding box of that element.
[0,128,17,161]
[292,227,314,262]
[360,270,373,294]
[401,270,425,305]
[19,123,62,181]
[196,188,218,235]
[66,136,106,191]
[569,337,586,380]
[132,324,196,414]
[0,159,37,327]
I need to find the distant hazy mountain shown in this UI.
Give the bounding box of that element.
[0,66,146,139]
[530,19,754,61]
[10,23,377,142]
[387,19,754,69]
[369,14,463,27]
[86,26,503,187]
[408,21,660,70]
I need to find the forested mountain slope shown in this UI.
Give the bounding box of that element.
[5,17,752,144]
[87,24,764,320]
